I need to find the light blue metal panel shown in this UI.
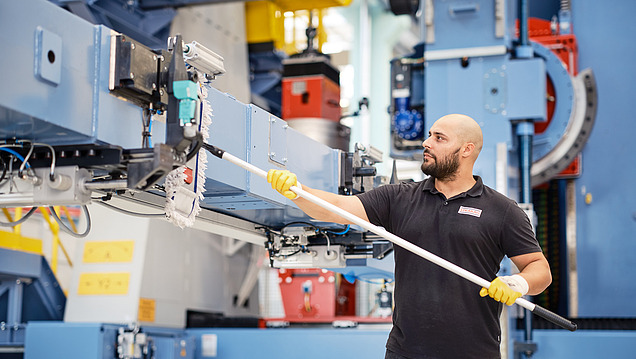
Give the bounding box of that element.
[187,328,391,359]
[25,322,111,359]
[25,322,194,359]
[245,105,289,203]
[425,55,515,193]
[522,330,636,359]
[34,27,63,86]
[144,326,196,359]
[0,0,162,148]
[204,86,250,196]
[422,0,517,51]
[571,0,636,317]
[505,58,546,120]
[202,86,343,228]
[247,104,341,203]
[0,0,96,144]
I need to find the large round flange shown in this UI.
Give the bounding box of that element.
[530,42,598,186]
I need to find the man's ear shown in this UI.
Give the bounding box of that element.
[462,143,475,158]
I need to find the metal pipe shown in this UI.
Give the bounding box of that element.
[83,180,128,190]
[519,0,529,47]
[517,122,533,203]
[359,0,371,145]
[516,120,535,352]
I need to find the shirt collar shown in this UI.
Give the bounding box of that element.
[422,175,484,197]
[466,176,484,197]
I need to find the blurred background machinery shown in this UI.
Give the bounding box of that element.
[0,0,635,358]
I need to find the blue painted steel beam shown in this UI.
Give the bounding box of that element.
[0,249,42,279]
[517,330,636,358]
[25,322,194,359]
[187,327,392,359]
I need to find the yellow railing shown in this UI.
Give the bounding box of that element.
[1,206,75,275]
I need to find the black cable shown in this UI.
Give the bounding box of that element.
[281,248,303,257]
[279,221,350,236]
[185,133,204,162]
[48,205,91,238]
[340,111,360,120]
[0,156,6,183]
[279,221,317,231]
[96,200,165,218]
[0,207,38,227]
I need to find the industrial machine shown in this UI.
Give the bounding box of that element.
[0,0,393,357]
[1,0,635,358]
[0,0,390,263]
[384,0,636,358]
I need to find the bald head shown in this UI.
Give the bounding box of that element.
[434,114,483,158]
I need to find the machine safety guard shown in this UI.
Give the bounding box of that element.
[202,143,577,332]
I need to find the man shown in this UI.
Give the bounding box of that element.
[267,114,552,359]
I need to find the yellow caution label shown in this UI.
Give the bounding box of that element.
[77,272,130,295]
[138,298,156,322]
[83,240,134,263]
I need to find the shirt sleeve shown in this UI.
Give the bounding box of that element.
[500,202,543,258]
[355,184,397,230]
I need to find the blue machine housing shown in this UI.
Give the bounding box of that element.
[202,86,342,229]
[0,0,345,231]
[389,45,426,159]
[0,248,66,347]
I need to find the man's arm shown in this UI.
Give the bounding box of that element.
[267,169,369,224]
[480,252,552,305]
[509,252,552,295]
[293,186,368,224]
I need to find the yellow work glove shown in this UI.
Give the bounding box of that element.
[479,275,529,306]
[267,169,301,200]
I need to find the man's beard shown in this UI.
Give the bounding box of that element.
[421,147,461,181]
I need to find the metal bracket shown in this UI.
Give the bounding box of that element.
[268,116,288,166]
[34,27,62,86]
[483,67,507,115]
[117,326,153,359]
[125,144,175,190]
[513,341,538,359]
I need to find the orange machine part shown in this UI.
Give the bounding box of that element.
[282,75,341,122]
[278,268,336,320]
[527,18,581,178]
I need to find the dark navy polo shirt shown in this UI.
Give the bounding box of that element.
[357,176,542,359]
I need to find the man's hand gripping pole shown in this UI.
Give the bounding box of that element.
[203,143,577,331]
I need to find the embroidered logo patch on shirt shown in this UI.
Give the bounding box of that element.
[458,206,482,218]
